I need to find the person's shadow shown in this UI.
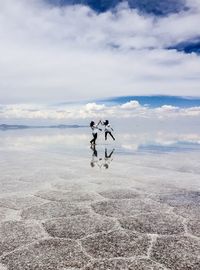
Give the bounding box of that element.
[90,146,115,169]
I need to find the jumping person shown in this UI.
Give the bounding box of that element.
[101,120,115,141]
[90,121,102,145]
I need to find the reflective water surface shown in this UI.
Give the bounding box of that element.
[0,127,200,269]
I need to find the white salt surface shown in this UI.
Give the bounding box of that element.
[0,127,199,269]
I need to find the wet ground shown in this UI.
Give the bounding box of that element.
[0,129,200,270]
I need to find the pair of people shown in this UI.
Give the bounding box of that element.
[90,119,115,145]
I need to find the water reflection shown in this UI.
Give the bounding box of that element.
[0,128,200,156]
[90,145,115,169]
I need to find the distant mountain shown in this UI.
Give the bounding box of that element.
[0,124,86,130]
[0,124,29,130]
[46,0,186,15]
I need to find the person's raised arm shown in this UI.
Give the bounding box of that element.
[97,120,102,126]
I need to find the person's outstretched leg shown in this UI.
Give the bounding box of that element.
[109,131,115,140]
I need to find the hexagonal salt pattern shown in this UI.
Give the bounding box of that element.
[43,214,118,239]
[187,218,200,237]
[83,259,128,270]
[151,235,200,269]
[92,198,169,218]
[83,258,165,270]
[127,259,165,270]
[158,191,200,207]
[1,239,90,270]
[21,201,90,220]
[119,213,184,235]
[81,230,151,259]
[99,189,142,200]
[0,196,46,210]
[36,189,102,203]
[0,221,47,256]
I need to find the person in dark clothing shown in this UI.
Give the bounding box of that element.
[90,121,102,145]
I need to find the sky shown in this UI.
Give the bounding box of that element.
[0,0,200,104]
[0,0,200,123]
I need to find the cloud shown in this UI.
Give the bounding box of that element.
[0,0,200,103]
[1,101,200,121]
[120,100,140,109]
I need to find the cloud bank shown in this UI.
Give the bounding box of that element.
[0,0,200,103]
[1,101,200,121]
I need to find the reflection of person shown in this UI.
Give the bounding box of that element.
[90,144,98,167]
[100,120,115,141]
[90,121,102,145]
[103,148,115,169]
[90,146,114,169]
[90,144,101,168]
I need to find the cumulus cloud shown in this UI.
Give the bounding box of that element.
[120,100,140,109]
[0,0,200,103]
[0,101,200,121]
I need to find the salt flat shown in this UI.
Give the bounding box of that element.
[0,128,199,270]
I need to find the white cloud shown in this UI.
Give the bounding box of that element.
[1,101,200,121]
[120,100,140,109]
[0,0,200,103]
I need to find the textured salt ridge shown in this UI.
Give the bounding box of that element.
[0,187,199,270]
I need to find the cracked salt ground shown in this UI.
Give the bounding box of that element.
[0,220,47,256]
[1,130,200,270]
[83,258,165,270]
[0,239,90,270]
[151,236,200,269]
[81,230,151,259]
[0,207,20,222]
[157,191,200,207]
[119,212,185,235]
[0,208,9,221]
[98,189,143,199]
[173,204,200,220]
[187,218,200,237]
[0,179,40,195]
[91,198,170,218]
[53,181,100,193]
[43,214,118,239]
[0,196,46,210]
[36,189,103,202]
[21,201,90,220]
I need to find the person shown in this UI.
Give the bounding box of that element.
[101,120,115,141]
[90,121,102,145]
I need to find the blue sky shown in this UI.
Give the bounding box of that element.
[100,95,200,107]
[0,0,200,105]
[47,0,186,15]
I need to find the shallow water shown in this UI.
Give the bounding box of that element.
[0,128,200,269]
